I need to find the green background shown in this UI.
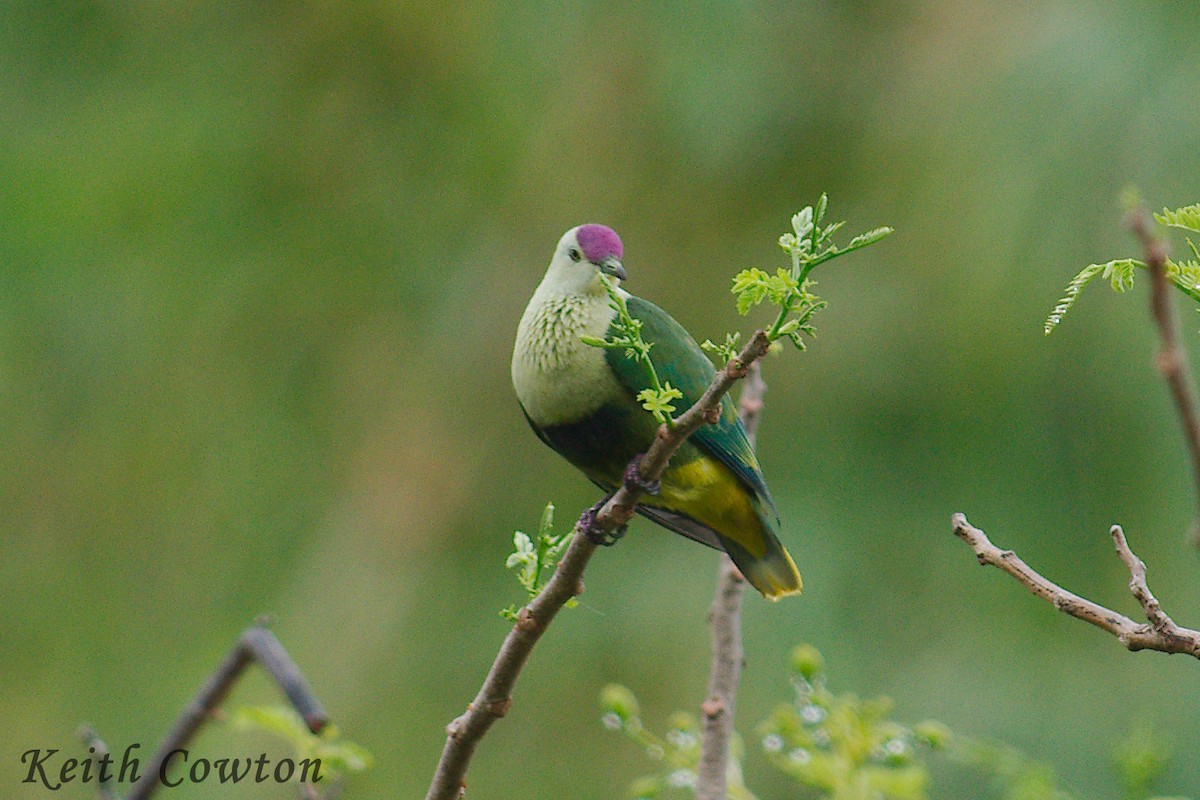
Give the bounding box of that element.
[4,2,1200,798]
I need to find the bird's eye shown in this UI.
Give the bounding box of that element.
[568,247,582,263]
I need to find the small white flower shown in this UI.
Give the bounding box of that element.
[667,770,695,789]
[789,748,811,765]
[799,704,826,724]
[601,712,623,731]
[666,729,696,749]
[762,734,784,753]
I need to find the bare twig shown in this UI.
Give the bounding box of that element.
[695,362,764,800]
[117,621,329,800]
[425,331,774,800]
[1129,208,1200,538]
[951,513,1200,658]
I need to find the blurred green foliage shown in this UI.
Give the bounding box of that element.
[230,705,372,787]
[605,645,1189,800]
[4,2,1200,799]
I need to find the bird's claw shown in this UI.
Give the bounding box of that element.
[578,501,627,547]
[623,454,661,496]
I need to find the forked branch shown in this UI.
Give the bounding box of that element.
[951,514,1200,658]
[82,620,330,800]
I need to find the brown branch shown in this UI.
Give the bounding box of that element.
[951,513,1200,657]
[424,330,773,800]
[1129,208,1200,538]
[694,362,764,800]
[99,620,330,800]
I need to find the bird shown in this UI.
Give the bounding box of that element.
[511,224,802,600]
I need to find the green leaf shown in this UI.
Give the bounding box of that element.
[637,383,684,423]
[701,332,741,363]
[867,765,929,800]
[731,267,798,316]
[793,206,815,239]
[315,740,373,774]
[628,775,664,799]
[1044,261,1115,334]
[913,721,952,750]
[732,268,774,315]
[229,705,372,780]
[501,503,575,617]
[847,226,895,250]
[789,644,824,680]
[538,501,555,539]
[1155,203,1200,234]
[1168,257,1200,293]
[600,684,642,722]
[1103,258,1138,292]
[1115,725,1171,800]
[230,705,309,744]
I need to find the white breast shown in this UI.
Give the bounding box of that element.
[511,284,624,426]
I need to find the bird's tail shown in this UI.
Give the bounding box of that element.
[717,528,803,600]
[634,503,803,600]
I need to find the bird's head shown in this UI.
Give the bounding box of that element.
[542,224,627,294]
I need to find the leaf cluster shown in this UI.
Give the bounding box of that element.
[599,685,757,800]
[581,280,682,425]
[1044,202,1200,334]
[757,644,943,800]
[500,502,575,621]
[726,195,892,351]
[599,643,1190,800]
[1113,725,1177,800]
[587,196,891,424]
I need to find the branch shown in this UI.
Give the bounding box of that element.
[87,621,330,800]
[695,362,764,800]
[951,513,1200,658]
[1129,208,1200,537]
[425,330,773,800]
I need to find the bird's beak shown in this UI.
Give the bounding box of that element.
[597,257,627,282]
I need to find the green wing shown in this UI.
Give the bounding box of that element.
[606,296,776,514]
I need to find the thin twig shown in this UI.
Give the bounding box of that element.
[951,514,1200,657]
[1129,208,1200,539]
[694,362,764,800]
[425,331,774,800]
[121,621,329,800]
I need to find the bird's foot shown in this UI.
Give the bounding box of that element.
[623,454,661,496]
[578,499,627,547]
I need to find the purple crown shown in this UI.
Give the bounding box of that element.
[576,224,623,263]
